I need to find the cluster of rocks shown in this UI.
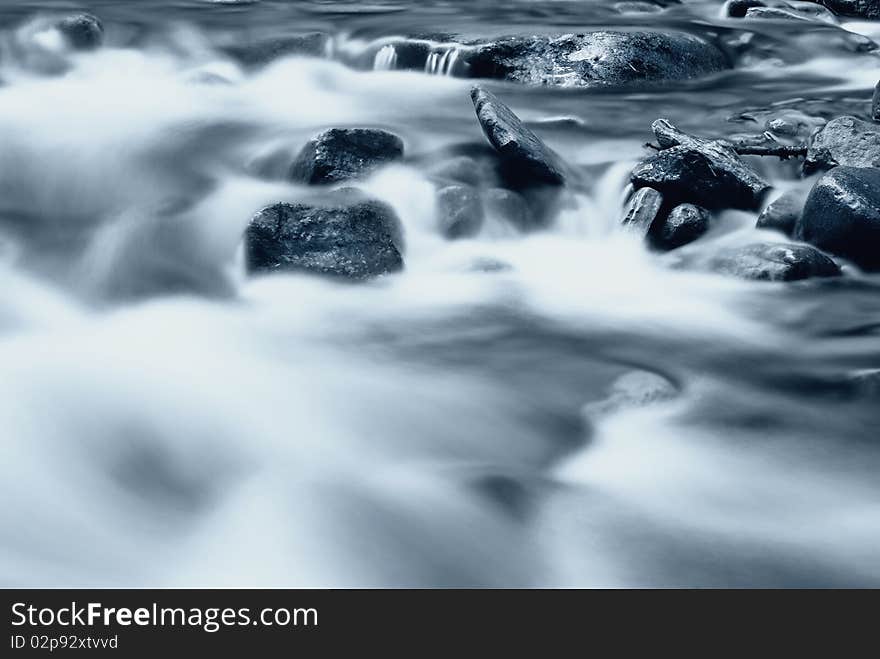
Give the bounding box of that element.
[242,84,570,280]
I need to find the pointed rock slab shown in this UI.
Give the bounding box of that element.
[631,119,770,210]
[705,242,840,281]
[804,116,880,173]
[621,187,664,237]
[470,86,566,186]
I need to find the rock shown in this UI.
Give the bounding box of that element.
[222,32,329,67]
[461,32,728,88]
[705,242,840,281]
[872,81,880,123]
[56,13,103,51]
[821,0,880,18]
[631,119,771,210]
[621,187,664,237]
[470,86,566,186]
[804,116,880,173]
[483,188,535,231]
[651,203,709,250]
[757,190,804,236]
[583,370,679,418]
[290,128,404,185]
[726,0,767,17]
[245,190,403,279]
[744,4,837,22]
[436,185,485,239]
[796,166,880,270]
[428,156,484,186]
[745,6,808,20]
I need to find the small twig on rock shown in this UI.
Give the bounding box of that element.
[733,144,808,160]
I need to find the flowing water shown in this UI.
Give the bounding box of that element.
[1,0,879,587]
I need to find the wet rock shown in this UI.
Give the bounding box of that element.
[726,0,767,17]
[56,13,104,51]
[483,188,535,232]
[471,86,566,186]
[872,81,880,123]
[621,187,664,237]
[436,185,485,239]
[744,4,837,22]
[631,119,770,210]
[821,0,880,18]
[245,190,403,279]
[222,32,329,67]
[804,116,880,173]
[797,166,880,270]
[651,203,709,250]
[290,128,404,185]
[757,190,804,236]
[705,242,840,281]
[460,31,729,88]
[583,370,679,418]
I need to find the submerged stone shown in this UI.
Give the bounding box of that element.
[705,242,840,281]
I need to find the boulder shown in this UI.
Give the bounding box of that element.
[471,86,566,186]
[873,81,880,122]
[705,242,840,281]
[804,116,880,173]
[460,31,729,87]
[245,190,403,279]
[796,166,880,270]
[631,119,770,210]
[222,32,330,68]
[651,203,709,250]
[436,185,485,239]
[621,187,664,237]
[756,190,804,236]
[483,188,535,232]
[290,128,404,185]
[56,13,104,50]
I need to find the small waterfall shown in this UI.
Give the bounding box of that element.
[373,44,398,71]
[425,47,460,76]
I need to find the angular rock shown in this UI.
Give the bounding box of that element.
[726,0,767,17]
[57,13,103,51]
[471,86,566,186]
[757,190,804,236]
[796,166,880,270]
[222,32,330,67]
[436,185,485,239]
[652,203,709,250]
[804,116,880,173]
[461,32,729,88]
[290,128,404,185]
[631,119,771,210]
[621,187,664,237]
[245,190,403,279]
[706,242,840,281]
[483,188,535,232]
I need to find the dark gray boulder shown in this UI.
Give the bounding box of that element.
[484,188,535,232]
[796,166,880,270]
[436,185,485,239]
[821,0,880,18]
[873,81,880,122]
[57,13,103,50]
[621,187,664,237]
[471,86,566,186]
[652,203,709,250]
[222,32,330,68]
[706,242,840,281]
[757,189,805,236]
[804,116,880,173]
[245,190,403,279]
[631,119,771,210]
[460,32,729,87]
[290,128,404,185]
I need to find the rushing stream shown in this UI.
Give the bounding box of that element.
[1,0,879,587]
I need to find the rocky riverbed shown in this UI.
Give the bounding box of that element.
[0,0,879,587]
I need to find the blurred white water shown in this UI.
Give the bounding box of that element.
[0,6,879,588]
